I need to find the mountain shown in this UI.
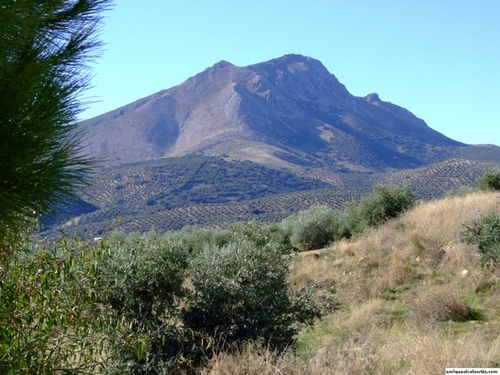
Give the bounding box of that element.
[46,54,500,238]
[81,54,498,172]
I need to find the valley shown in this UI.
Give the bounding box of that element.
[44,155,499,238]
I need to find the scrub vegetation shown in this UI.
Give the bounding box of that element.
[10,175,500,374]
[2,2,500,373]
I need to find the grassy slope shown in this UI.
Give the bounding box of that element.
[202,191,500,374]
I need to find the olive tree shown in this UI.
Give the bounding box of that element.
[0,240,118,374]
[184,240,320,359]
[477,169,500,191]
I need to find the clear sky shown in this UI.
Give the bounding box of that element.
[81,0,500,147]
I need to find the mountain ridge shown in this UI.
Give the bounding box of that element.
[81,54,491,173]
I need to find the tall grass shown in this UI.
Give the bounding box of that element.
[204,191,500,374]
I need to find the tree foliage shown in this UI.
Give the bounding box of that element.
[0,240,116,374]
[0,0,110,257]
[461,212,500,265]
[185,240,319,354]
[96,232,189,373]
[97,232,188,322]
[280,205,344,251]
[279,186,417,246]
[357,185,416,228]
[97,229,321,373]
[0,1,113,373]
[477,169,500,192]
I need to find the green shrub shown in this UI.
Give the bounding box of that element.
[172,222,290,259]
[98,231,188,321]
[477,169,500,191]
[184,240,321,358]
[0,240,116,374]
[280,206,344,251]
[277,187,416,249]
[97,227,315,373]
[96,231,189,373]
[358,185,416,227]
[338,201,366,238]
[335,186,416,238]
[225,221,290,251]
[460,212,500,265]
[174,226,232,258]
[100,218,351,372]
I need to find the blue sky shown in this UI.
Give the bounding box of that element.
[82,1,500,146]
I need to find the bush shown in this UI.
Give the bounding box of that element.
[280,206,343,251]
[174,226,232,258]
[338,201,365,238]
[224,221,290,252]
[175,222,290,258]
[98,231,188,321]
[0,239,116,374]
[460,212,500,265]
[97,228,318,373]
[96,231,189,373]
[477,170,500,191]
[277,187,416,249]
[358,185,416,227]
[335,186,416,238]
[411,286,482,324]
[184,240,321,358]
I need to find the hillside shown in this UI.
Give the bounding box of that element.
[202,191,500,374]
[79,54,500,173]
[44,156,499,238]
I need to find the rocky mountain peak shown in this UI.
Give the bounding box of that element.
[80,54,474,171]
[364,93,381,103]
[247,54,351,107]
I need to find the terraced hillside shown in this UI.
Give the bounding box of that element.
[43,156,499,238]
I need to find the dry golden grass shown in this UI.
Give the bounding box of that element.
[409,284,477,325]
[202,191,500,374]
[200,346,307,375]
[202,328,500,375]
[290,191,500,303]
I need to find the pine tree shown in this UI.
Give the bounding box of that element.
[0,2,117,373]
[0,0,110,260]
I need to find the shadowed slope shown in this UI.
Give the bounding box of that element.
[80,54,486,172]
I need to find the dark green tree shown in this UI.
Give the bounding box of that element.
[0,0,110,259]
[477,169,500,191]
[184,240,320,360]
[96,231,189,374]
[461,212,500,265]
[356,185,416,229]
[280,205,343,251]
[0,1,115,373]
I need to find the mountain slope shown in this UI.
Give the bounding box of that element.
[81,54,491,172]
[43,156,498,238]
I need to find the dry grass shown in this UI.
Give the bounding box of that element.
[409,285,478,325]
[202,328,500,375]
[400,191,499,248]
[199,346,307,375]
[291,191,500,303]
[201,192,500,374]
